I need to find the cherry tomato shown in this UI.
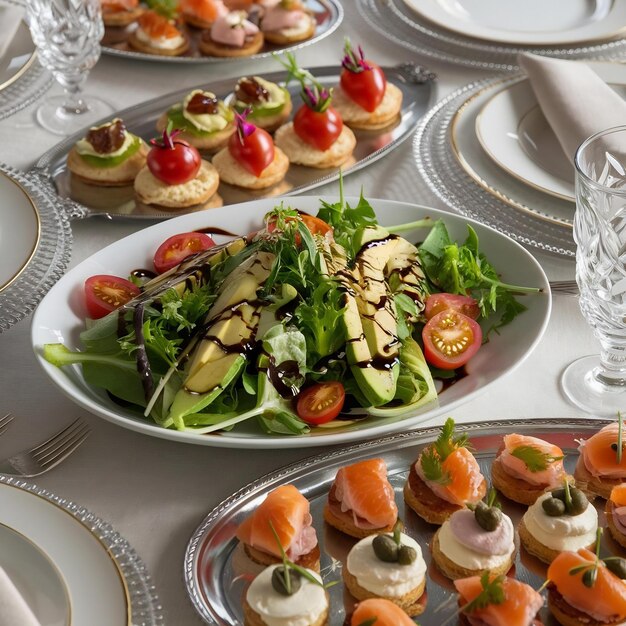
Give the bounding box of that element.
[422,310,482,370]
[84,275,140,319]
[296,382,345,425]
[293,105,343,152]
[147,138,201,185]
[340,62,387,113]
[267,213,333,243]
[153,232,216,274]
[425,293,480,321]
[228,127,274,177]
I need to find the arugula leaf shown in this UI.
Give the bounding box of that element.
[462,573,506,613]
[510,445,564,472]
[418,221,539,333]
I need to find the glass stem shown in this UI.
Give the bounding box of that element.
[56,72,89,115]
[595,338,626,388]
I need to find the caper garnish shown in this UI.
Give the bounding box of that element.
[604,558,626,579]
[542,497,566,517]
[582,568,597,588]
[551,488,566,502]
[397,545,417,565]
[271,566,302,596]
[568,488,589,515]
[373,534,399,563]
[475,505,502,531]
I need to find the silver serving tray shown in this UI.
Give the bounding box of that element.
[184,417,614,625]
[35,63,435,220]
[101,0,342,64]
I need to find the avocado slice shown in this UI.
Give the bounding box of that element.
[166,250,275,426]
[340,227,428,407]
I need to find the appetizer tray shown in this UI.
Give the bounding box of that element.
[34,64,435,221]
[185,417,610,625]
[101,0,342,64]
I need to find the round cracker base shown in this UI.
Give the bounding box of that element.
[430,528,515,581]
[547,586,619,626]
[199,31,264,58]
[343,568,426,617]
[323,504,395,539]
[243,542,321,572]
[606,499,626,549]
[67,144,148,187]
[103,7,143,26]
[212,146,289,190]
[333,83,403,131]
[156,112,235,152]
[574,455,616,500]
[128,30,190,56]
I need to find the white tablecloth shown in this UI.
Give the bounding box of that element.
[0,3,597,623]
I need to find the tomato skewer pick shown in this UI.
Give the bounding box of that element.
[278,52,343,152]
[228,108,275,177]
[340,39,387,113]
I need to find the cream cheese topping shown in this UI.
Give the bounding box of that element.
[438,515,516,571]
[271,12,310,37]
[346,533,426,598]
[182,90,230,132]
[523,492,598,551]
[75,118,134,157]
[246,565,327,626]
[134,25,185,50]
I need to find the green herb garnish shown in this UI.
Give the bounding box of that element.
[510,445,564,472]
[568,528,603,587]
[462,572,506,613]
[420,418,468,485]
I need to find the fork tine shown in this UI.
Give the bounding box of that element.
[0,413,14,436]
[34,423,90,464]
[38,430,90,471]
[29,418,84,455]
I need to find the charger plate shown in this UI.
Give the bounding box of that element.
[184,417,609,625]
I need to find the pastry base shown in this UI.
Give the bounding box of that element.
[199,31,264,57]
[102,7,143,26]
[323,503,395,540]
[67,144,148,187]
[333,83,403,131]
[548,585,622,626]
[343,568,426,617]
[212,145,289,189]
[181,12,215,29]
[430,527,515,581]
[128,30,190,56]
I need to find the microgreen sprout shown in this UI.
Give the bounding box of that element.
[341,38,372,73]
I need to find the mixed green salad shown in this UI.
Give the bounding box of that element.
[43,189,539,436]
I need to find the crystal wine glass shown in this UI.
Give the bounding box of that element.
[26,0,113,135]
[562,126,626,415]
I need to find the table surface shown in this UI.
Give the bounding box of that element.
[0,3,602,624]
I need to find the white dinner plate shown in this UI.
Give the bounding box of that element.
[451,78,576,228]
[31,195,551,449]
[401,0,626,46]
[476,62,626,203]
[0,169,40,292]
[0,21,35,94]
[0,480,129,625]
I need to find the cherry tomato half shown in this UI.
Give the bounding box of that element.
[422,310,482,370]
[84,275,140,319]
[147,138,201,185]
[228,126,275,177]
[340,62,387,113]
[296,382,345,425]
[425,293,480,321]
[153,232,216,274]
[293,105,343,152]
[267,213,333,242]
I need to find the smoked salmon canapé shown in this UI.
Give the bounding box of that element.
[324,458,398,539]
[432,490,516,580]
[492,434,571,505]
[180,0,227,29]
[128,11,190,57]
[575,420,626,500]
[343,522,427,617]
[236,484,321,571]
[404,418,487,525]
[519,482,597,565]
[350,598,417,626]
[243,563,330,626]
[455,573,544,626]
[100,0,143,26]
[199,10,264,58]
[547,548,626,626]
[606,484,626,549]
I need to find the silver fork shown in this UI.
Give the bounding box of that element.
[0,414,14,437]
[549,280,579,296]
[0,418,90,477]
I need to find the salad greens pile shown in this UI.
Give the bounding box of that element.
[43,187,538,436]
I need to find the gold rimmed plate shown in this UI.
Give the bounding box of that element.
[0,20,35,94]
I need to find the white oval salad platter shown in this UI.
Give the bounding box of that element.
[31,195,551,449]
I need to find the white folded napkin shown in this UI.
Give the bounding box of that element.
[0,565,41,626]
[0,2,24,62]
[518,53,626,163]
